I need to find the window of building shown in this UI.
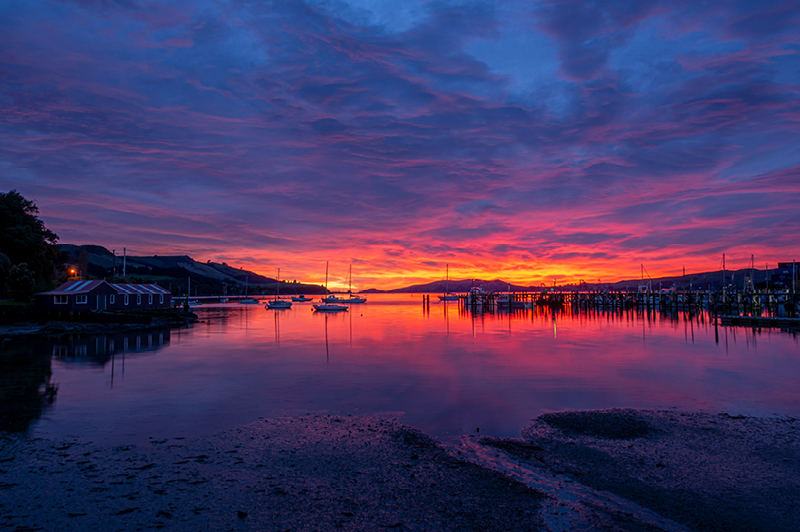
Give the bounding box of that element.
[159,294,164,304]
[148,294,153,304]
[110,295,115,304]
[54,295,68,304]
[76,295,88,304]
[124,295,129,305]
[136,294,141,305]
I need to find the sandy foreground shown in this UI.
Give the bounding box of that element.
[1,410,798,532]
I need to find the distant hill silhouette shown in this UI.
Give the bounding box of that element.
[60,244,324,296]
[362,279,541,293]
[61,244,786,295]
[365,267,780,293]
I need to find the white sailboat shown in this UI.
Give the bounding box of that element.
[186,277,202,306]
[239,276,259,304]
[266,269,292,309]
[314,262,348,312]
[344,264,367,304]
[439,264,459,301]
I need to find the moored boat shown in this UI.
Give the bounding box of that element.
[239,276,259,304]
[439,264,459,301]
[312,303,348,312]
[343,264,367,304]
[314,262,348,312]
[266,268,292,309]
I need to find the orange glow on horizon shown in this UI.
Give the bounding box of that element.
[113,243,792,290]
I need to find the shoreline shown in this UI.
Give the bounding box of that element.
[0,310,198,339]
[1,409,798,531]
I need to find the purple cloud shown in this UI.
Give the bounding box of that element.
[0,0,798,285]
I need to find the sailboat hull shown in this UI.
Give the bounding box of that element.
[313,304,348,311]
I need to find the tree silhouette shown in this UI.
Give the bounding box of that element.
[6,263,36,301]
[0,190,61,294]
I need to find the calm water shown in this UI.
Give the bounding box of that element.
[4,294,800,445]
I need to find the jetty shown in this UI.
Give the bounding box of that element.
[422,288,800,329]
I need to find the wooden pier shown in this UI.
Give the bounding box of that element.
[434,288,800,329]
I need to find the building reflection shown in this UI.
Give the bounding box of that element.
[0,329,171,434]
[49,329,171,365]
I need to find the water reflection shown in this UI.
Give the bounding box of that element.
[5,295,799,445]
[0,340,57,433]
[0,329,171,434]
[49,329,170,366]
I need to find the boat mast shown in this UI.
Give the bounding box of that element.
[722,254,726,288]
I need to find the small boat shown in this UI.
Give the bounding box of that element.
[185,278,203,306]
[496,284,513,306]
[321,294,346,303]
[466,285,488,304]
[266,268,292,309]
[239,276,259,304]
[313,303,348,312]
[314,261,348,312]
[439,264,459,301]
[291,295,313,302]
[343,264,367,304]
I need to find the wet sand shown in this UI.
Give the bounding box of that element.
[0,415,545,531]
[481,409,800,532]
[1,410,798,531]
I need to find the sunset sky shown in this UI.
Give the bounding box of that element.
[2,0,799,289]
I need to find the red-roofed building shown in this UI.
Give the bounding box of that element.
[36,280,171,312]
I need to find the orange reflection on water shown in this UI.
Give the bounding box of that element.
[28,294,800,445]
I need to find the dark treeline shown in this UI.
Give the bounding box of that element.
[0,190,62,300]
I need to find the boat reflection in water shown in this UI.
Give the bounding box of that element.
[10,294,800,446]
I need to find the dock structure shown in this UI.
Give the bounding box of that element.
[449,288,800,328]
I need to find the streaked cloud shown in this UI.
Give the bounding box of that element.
[1,0,798,288]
